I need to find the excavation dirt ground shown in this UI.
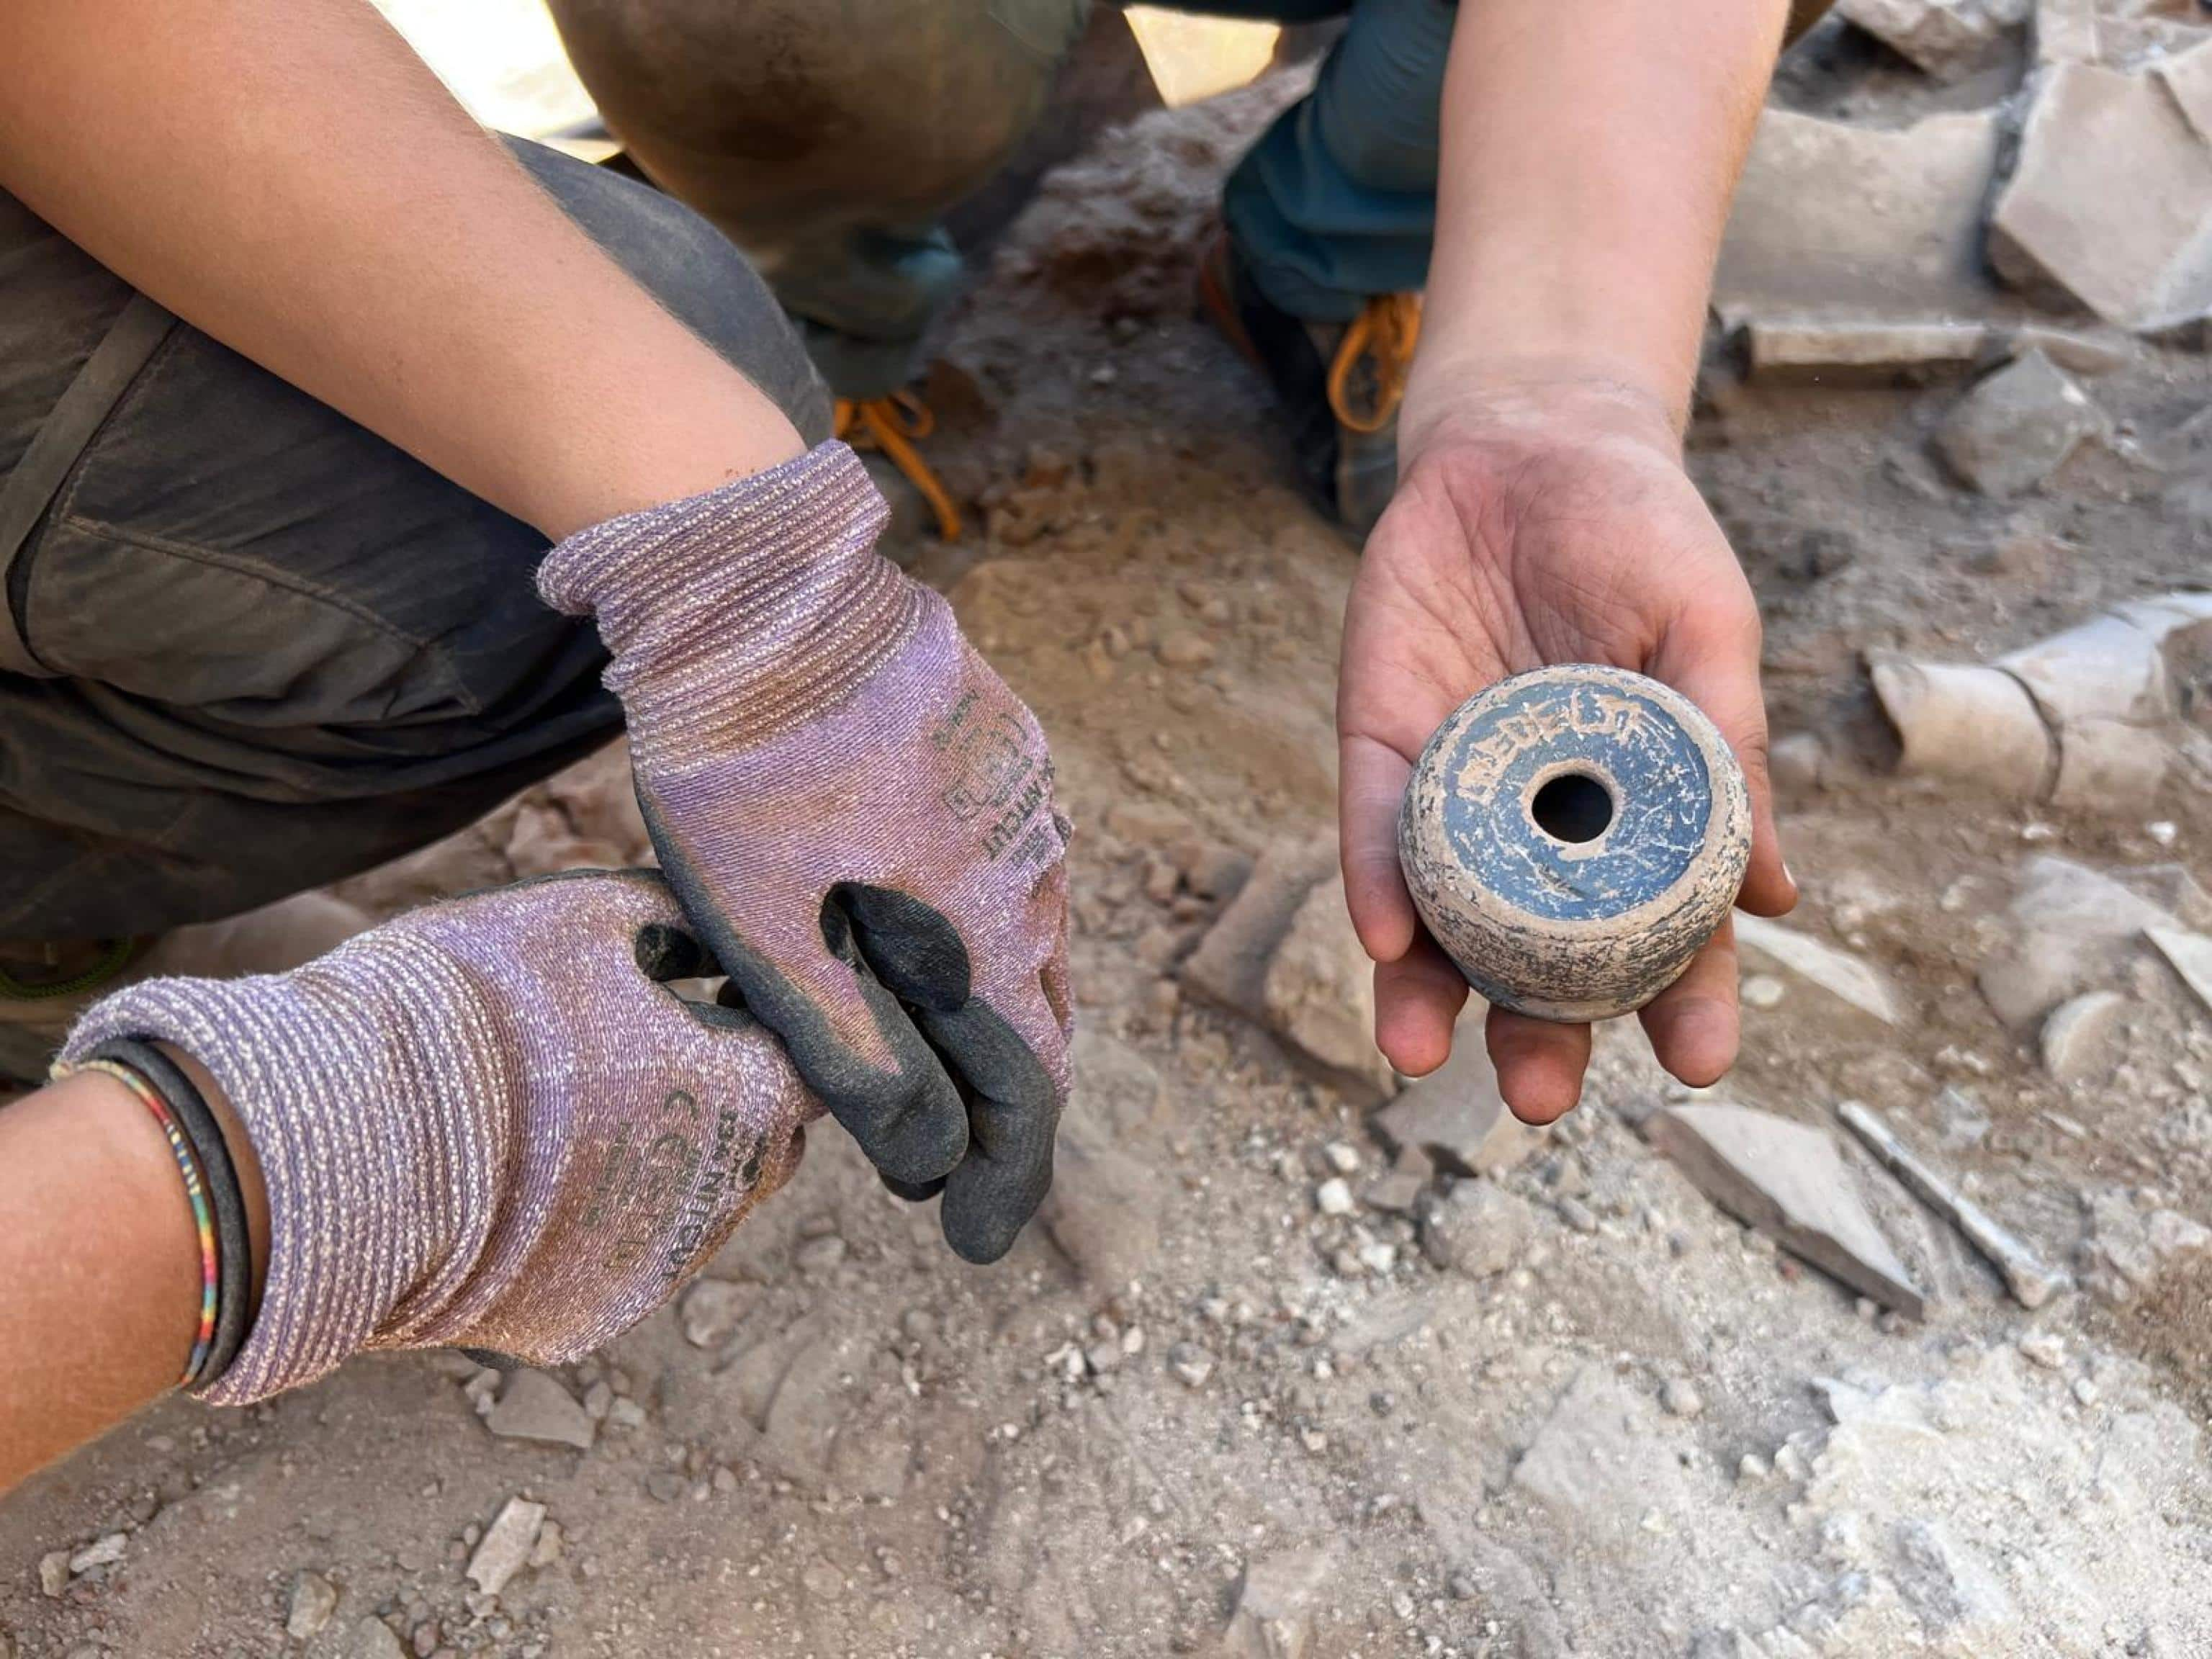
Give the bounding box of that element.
[6,24,2212,1659]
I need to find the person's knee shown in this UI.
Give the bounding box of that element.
[544,0,1086,251]
[1308,0,1452,195]
[504,138,835,444]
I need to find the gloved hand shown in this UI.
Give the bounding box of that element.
[538,442,1072,1264]
[61,871,814,1406]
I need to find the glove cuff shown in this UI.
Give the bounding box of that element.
[535,441,925,754]
[61,936,511,1405]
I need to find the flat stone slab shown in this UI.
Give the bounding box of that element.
[1934,350,2107,498]
[1840,0,2018,79]
[487,1370,595,1451]
[2148,924,2212,1012]
[465,1496,547,1596]
[1182,832,1337,1025]
[1716,109,2013,336]
[1734,914,1908,1026]
[1647,1104,1927,1317]
[1990,60,2212,331]
[1371,1010,1537,1177]
[1262,873,1396,1102]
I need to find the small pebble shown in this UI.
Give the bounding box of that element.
[1660,1378,1706,1419]
[2019,1331,2066,1370]
[794,1235,848,1275]
[1741,975,1786,1010]
[1315,1179,1355,1217]
[1168,1343,1215,1389]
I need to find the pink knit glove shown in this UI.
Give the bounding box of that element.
[538,443,1072,1264]
[61,871,814,1406]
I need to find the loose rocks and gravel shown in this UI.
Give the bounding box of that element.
[5,19,2212,1658]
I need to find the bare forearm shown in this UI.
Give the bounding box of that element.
[0,1056,266,1496]
[0,0,802,538]
[1413,0,1790,435]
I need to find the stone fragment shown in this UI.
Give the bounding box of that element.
[1741,974,1787,1010]
[1223,1550,1332,1659]
[287,1571,340,1639]
[1260,874,1396,1102]
[2018,1330,2067,1368]
[1933,351,2105,498]
[1732,915,1908,1027]
[1660,1377,1707,1419]
[37,1552,68,1598]
[68,1534,126,1573]
[1715,109,2011,340]
[2147,923,2212,1012]
[1420,1182,1539,1280]
[1314,1178,1354,1217]
[2157,35,2212,142]
[1167,1342,1215,1388]
[465,1498,547,1596]
[1868,655,2054,797]
[794,1235,847,1275]
[2034,0,2099,63]
[1040,1110,1161,1289]
[1361,1173,1426,1214]
[1979,856,2178,1027]
[2010,323,2138,375]
[1182,832,1337,1025]
[1990,62,2212,332]
[350,1619,406,1659]
[1175,840,1254,902]
[1370,1014,1536,1176]
[1742,319,1989,377]
[680,1279,752,1349]
[529,1520,565,1569]
[2080,1185,2212,1300]
[1512,1368,1686,1539]
[541,739,652,864]
[1647,1105,1925,1316]
[1103,799,1196,847]
[1840,0,2015,78]
[2039,989,2128,1080]
[503,800,627,878]
[487,1370,595,1451]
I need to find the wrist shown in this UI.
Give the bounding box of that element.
[63,951,480,1403]
[1399,352,1686,469]
[537,440,926,756]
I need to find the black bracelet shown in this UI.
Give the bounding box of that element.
[91,1038,253,1391]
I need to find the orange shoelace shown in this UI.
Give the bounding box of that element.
[1326,292,1423,435]
[834,392,963,542]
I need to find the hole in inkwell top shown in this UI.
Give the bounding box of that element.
[1530,772,1614,845]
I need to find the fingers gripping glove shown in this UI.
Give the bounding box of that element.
[537,442,1073,1264]
[60,871,814,1406]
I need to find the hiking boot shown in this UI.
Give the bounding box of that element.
[1197,229,1417,539]
[0,890,372,1087]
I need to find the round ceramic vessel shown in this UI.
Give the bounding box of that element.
[1398,665,1752,1022]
